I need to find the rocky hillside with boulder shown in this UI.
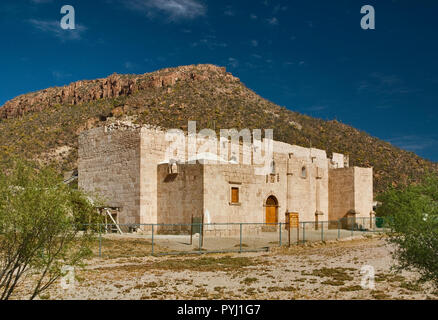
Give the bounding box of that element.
[0,64,436,194]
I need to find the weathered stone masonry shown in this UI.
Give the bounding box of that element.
[78,124,374,231]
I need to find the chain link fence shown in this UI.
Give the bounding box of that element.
[90,217,387,258]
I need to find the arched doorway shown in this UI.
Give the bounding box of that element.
[265,196,278,224]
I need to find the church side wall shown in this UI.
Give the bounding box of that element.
[328,167,355,222]
[139,128,172,224]
[202,156,290,221]
[78,127,141,224]
[286,156,329,223]
[202,162,287,236]
[156,163,204,229]
[328,167,374,224]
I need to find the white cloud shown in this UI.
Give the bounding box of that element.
[387,135,438,152]
[266,17,279,25]
[357,81,371,93]
[273,5,287,14]
[228,57,239,68]
[224,5,235,17]
[28,19,87,41]
[52,70,72,80]
[124,61,136,70]
[306,105,328,112]
[357,73,418,96]
[371,72,402,87]
[124,0,206,21]
[191,35,227,49]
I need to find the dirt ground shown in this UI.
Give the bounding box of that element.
[12,236,438,300]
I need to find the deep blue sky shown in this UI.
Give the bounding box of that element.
[1,0,437,161]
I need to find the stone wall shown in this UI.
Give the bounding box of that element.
[328,167,373,223]
[78,127,141,224]
[285,154,329,223]
[157,163,204,227]
[328,167,355,222]
[78,124,368,230]
[354,167,374,219]
[202,163,285,224]
[202,152,331,226]
[139,127,172,224]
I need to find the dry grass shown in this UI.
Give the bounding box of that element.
[11,238,438,300]
[92,255,259,275]
[89,237,154,259]
[304,267,356,282]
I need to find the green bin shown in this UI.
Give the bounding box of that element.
[375,217,384,228]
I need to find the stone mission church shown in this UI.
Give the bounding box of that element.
[78,122,374,231]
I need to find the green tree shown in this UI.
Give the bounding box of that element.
[0,160,100,300]
[377,174,438,286]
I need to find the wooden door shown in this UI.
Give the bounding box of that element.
[265,196,278,224]
[266,206,277,224]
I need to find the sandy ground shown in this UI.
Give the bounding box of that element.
[12,236,438,300]
[96,228,383,256]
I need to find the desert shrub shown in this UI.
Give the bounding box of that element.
[0,160,99,300]
[377,174,438,286]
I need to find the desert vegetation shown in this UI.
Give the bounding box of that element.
[8,238,438,300]
[0,65,436,194]
[0,160,100,300]
[377,173,438,287]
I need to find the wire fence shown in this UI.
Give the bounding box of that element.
[89,217,387,258]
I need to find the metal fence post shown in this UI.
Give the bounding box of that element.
[351,218,354,238]
[98,224,102,258]
[279,223,282,247]
[190,216,193,245]
[199,222,202,253]
[321,222,324,242]
[296,221,299,245]
[338,220,341,239]
[201,216,205,248]
[151,224,154,255]
[239,223,243,253]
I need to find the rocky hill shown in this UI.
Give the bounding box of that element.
[0,64,436,194]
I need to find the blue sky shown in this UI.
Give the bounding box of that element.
[0,0,437,161]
